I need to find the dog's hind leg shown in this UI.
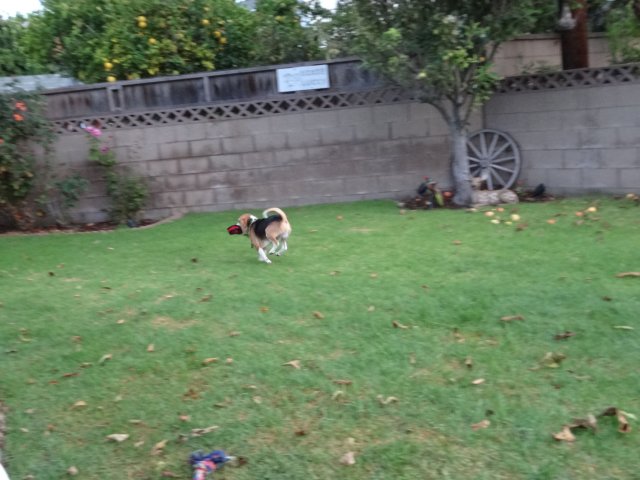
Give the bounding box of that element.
[266,235,280,255]
[267,242,279,255]
[257,247,272,263]
[274,239,288,255]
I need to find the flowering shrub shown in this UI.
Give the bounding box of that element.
[84,125,148,224]
[0,91,55,229]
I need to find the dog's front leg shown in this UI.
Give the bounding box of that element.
[257,248,272,264]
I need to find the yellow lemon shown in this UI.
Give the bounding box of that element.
[201,19,210,26]
[104,62,113,71]
[220,37,227,45]
[138,21,147,28]
[213,30,222,38]
[148,38,157,45]
[137,16,146,22]
[107,75,116,82]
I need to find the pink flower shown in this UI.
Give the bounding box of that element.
[84,125,102,137]
[100,145,110,153]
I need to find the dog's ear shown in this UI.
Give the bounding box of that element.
[237,214,249,233]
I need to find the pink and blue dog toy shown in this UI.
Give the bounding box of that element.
[190,450,234,480]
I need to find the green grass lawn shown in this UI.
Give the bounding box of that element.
[1,197,639,480]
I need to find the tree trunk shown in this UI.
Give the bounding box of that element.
[561,0,589,70]
[450,125,473,207]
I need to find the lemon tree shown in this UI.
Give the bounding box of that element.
[341,0,552,207]
[23,0,327,83]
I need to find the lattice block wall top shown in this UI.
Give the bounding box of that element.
[497,63,640,93]
[52,87,411,135]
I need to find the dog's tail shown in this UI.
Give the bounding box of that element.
[263,207,287,221]
[263,208,291,235]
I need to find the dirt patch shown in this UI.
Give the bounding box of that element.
[151,316,197,330]
[0,214,182,236]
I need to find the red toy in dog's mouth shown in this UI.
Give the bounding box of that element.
[227,224,242,235]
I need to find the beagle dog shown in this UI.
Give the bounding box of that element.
[235,207,291,264]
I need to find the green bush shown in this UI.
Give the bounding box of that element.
[85,126,148,224]
[607,2,640,63]
[0,90,55,229]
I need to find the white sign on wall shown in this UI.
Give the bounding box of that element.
[276,64,330,93]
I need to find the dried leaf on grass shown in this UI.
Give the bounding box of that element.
[333,379,352,386]
[500,314,525,322]
[182,388,200,400]
[554,407,634,442]
[67,466,79,476]
[201,358,218,366]
[599,407,633,433]
[190,425,219,437]
[615,272,640,278]
[312,311,325,319]
[552,426,576,442]
[541,352,566,368]
[471,419,491,431]
[106,433,129,443]
[151,439,168,455]
[339,451,356,466]
[568,414,598,432]
[554,331,576,341]
[283,360,301,369]
[377,395,399,405]
[464,357,473,369]
[71,400,87,409]
[613,325,634,330]
[471,378,486,385]
[98,353,112,365]
[392,320,409,329]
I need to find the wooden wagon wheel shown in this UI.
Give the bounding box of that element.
[467,129,521,190]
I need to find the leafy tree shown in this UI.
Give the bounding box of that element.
[338,0,560,206]
[22,0,327,83]
[250,0,327,65]
[0,15,44,76]
[604,1,640,62]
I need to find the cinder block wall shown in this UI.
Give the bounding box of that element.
[59,103,479,223]
[484,82,640,195]
[492,33,610,77]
